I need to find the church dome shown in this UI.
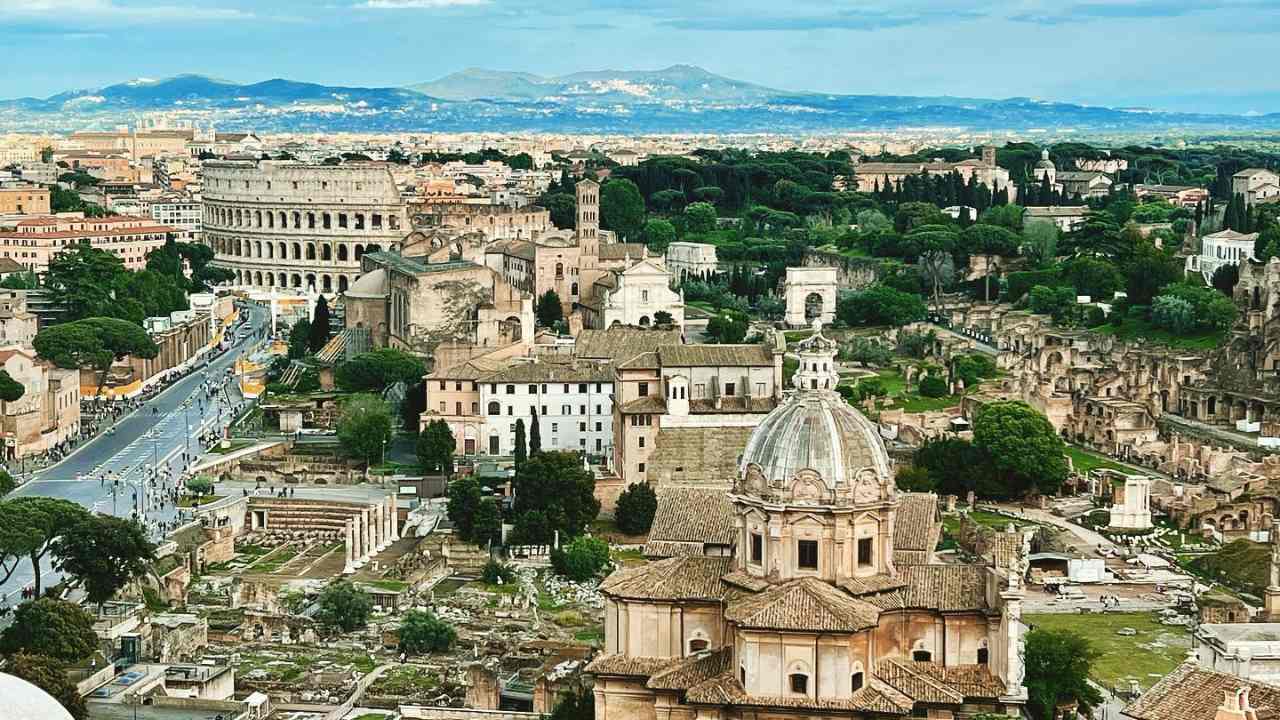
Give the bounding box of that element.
[0,672,75,720]
[737,324,893,503]
[739,391,893,491]
[1035,149,1055,170]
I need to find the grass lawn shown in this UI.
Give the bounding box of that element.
[249,545,299,573]
[611,547,646,566]
[1090,319,1225,351]
[208,439,256,455]
[1186,539,1269,596]
[941,509,1038,538]
[575,627,605,644]
[1023,612,1190,693]
[1064,446,1132,476]
[178,494,224,508]
[855,368,961,413]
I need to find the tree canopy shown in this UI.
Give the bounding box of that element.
[1025,628,1103,720]
[512,451,599,544]
[336,395,393,466]
[314,580,373,632]
[0,598,98,663]
[335,348,426,392]
[973,401,1068,496]
[417,419,455,475]
[56,514,155,607]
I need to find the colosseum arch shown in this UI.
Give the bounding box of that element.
[291,274,302,288]
[354,244,365,260]
[306,243,316,261]
[266,212,274,229]
[277,241,287,258]
[321,244,332,261]
[305,274,316,291]
[291,242,301,260]
[322,275,332,293]
[293,211,302,229]
[366,243,381,254]
[254,272,262,286]
[279,211,287,228]
[338,245,349,261]
[278,272,287,286]
[338,276,349,292]
[307,212,316,229]
[254,210,262,227]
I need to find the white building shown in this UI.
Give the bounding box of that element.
[478,359,614,457]
[1196,624,1280,685]
[1233,168,1280,208]
[152,199,202,241]
[665,241,718,281]
[1187,229,1258,284]
[595,259,685,329]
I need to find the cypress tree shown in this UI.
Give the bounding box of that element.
[514,419,527,467]
[529,407,542,455]
[308,295,331,352]
[1039,174,1053,207]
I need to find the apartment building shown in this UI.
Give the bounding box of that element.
[0,213,173,272]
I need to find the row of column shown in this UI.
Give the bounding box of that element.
[343,495,401,574]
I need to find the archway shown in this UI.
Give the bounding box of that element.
[804,292,824,322]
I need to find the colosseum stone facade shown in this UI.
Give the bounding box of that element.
[203,160,411,294]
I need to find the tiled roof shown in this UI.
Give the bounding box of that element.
[892,550,932,566]
[864,565,988,612]
[480,359,613,383]
[575,327,682,361]
[725,577,881,633]
[644,486,735,555]
[616,351,661,370]
[838,574,907,597]
[1124,663,1280,720]
[658,344,773,367]
[685,671,915,714]
[985,531,1025,569]
[646,425,754,487]
[641,540,705,558]
[598,242,648,261]
[619,395,666,414]
[485,239,535,260]
[689,396,776,414]
[583,654,674,678]
[877,659,1006,702]
[894,493,940,557]
[720,571,769,593]
[599,556,733,602]
[646,648,732,690]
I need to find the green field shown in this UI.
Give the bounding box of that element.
[1090,320,1226,351]
[1023,612,1190,693]
[1064,446,1132,475]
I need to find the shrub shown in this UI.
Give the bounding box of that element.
[614,483,658,536]
[398,609,456,654]
[481,559,515,585]
[551,536,611,582]
[918,375,949,398]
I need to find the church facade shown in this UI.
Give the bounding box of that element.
[587,331,1029,718]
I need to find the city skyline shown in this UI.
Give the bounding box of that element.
[2,0,1279,115]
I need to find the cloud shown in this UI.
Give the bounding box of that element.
[1010,0,1277,24]
[0,0,252,25]
[358,0,490,7]
[661,8,982,32]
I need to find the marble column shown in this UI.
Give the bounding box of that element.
[363,507,374,560]
[375,503,389,552]
[351,512,365,569]
[342,518,356,575]
[387,494,398,542]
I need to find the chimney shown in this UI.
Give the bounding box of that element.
[1216,687,1259,720]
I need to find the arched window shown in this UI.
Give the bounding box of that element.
[789,673,808,694]
[976,646,989,665]
[851,671,864,691]
[688,638,708,653]
[912,649,932,662]
[487,402,500,416]
[555,262,564,279]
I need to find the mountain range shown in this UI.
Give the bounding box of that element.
[3,65,1278,134]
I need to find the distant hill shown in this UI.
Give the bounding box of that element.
[3,67,1280,134]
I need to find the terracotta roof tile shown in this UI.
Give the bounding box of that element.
[646,426,754,487]
[643,486,735,557]
[599,556,732,602]
[877,659,1006,702]
[480,359,613,383]
[583,654,674,678]
[684,670,915,714]
[646,648,732,690]
[575,327,682,361]
[864,565,988,612]
[1124,663,1280,720]
[658,344,773,367]
[725,577,881,633]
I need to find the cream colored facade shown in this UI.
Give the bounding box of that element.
[586,259,685,329]
[0,346,81,459]
[0,214,171,272]
[204,160,410,294]
[0,185,50,215]
[665,242,718,281]
[588,331,1027,720]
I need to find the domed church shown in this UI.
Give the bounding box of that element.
[587,329,1029,719]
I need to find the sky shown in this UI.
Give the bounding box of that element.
[1,0,1279,114]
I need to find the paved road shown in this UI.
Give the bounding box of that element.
[0,302,271,606]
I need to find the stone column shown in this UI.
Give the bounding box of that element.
[343,518,356,575]
[375,502,389,552]
[387,494,399,542]
[363,507,374,559]
[351,512,365,569]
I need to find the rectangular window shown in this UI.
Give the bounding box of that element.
[857,537,873,567]
[439,402,446,412]
[638,436,645,448]
[579,422,586,432]
[694,384,706,399]
[798,540,818,570]
[542,405,548,415]
[505,385,515,395]
[578,383,588,393]
[455,381,462,391]
[596,404,602,414]
[725,382,737,397]
[579,405,586,414]
[750,533,763,564]
[528,384,537,394]
[638,462,646,474]
[552,423,559,432]
[596,383,602,393]
[755,382,765,396]
[455,402,462,415]
[595,422,602,432]
[596,439,602,451]
[438,380,446,390]
[638,382,649,397]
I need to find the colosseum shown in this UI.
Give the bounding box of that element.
[203,160,411,294]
